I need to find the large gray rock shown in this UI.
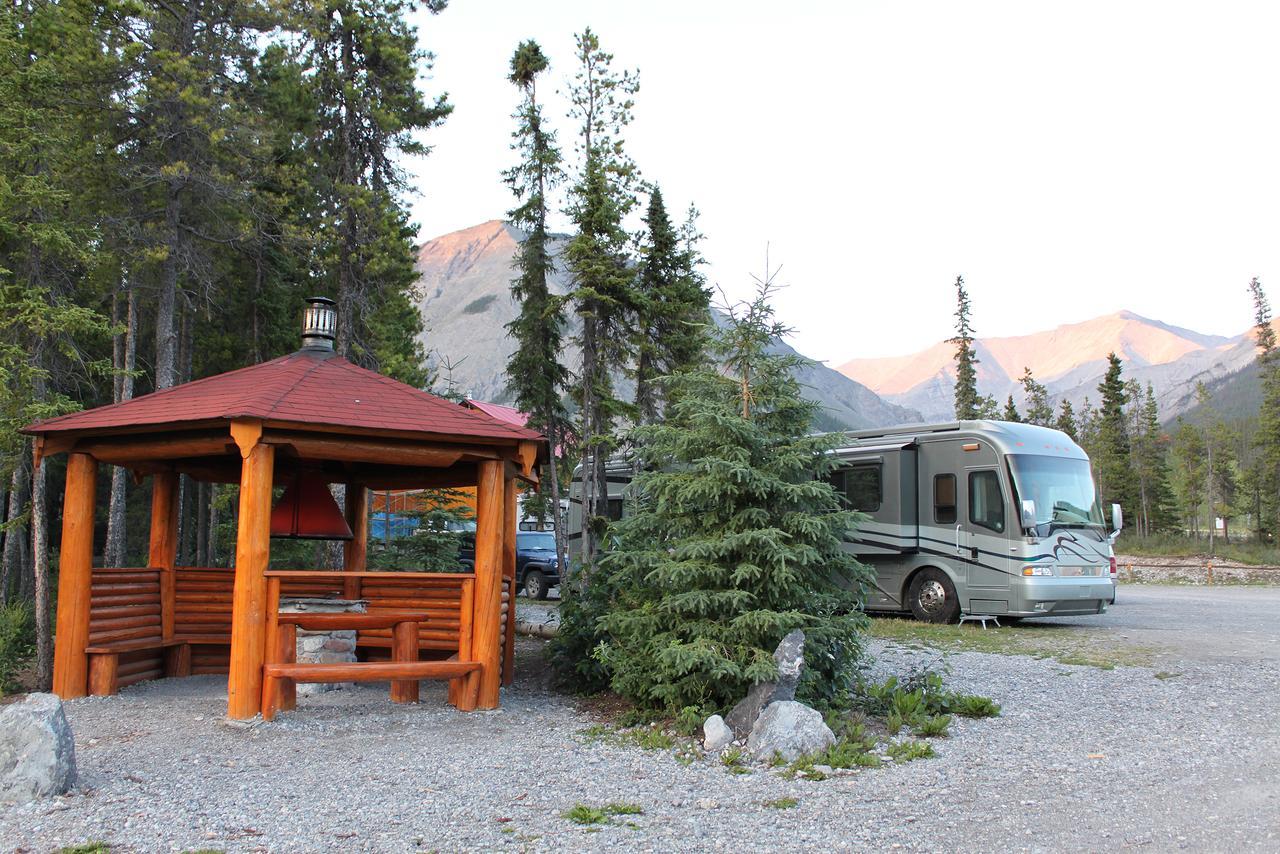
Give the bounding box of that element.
[725,630,806,738]
[746,700,835,762]
[702,714,733,752]
[0,693,77,802]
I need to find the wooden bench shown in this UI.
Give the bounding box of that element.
[261,610,479,721]
[85,634,230,696]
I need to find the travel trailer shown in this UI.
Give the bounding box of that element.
[567,421,1119,622]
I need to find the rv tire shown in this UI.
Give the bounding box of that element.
[907,568,960,624]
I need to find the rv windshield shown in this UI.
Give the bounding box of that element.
[1008,455,1104,534]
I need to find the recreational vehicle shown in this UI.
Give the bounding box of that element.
[567,421,1119,622]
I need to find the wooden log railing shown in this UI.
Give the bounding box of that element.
[262,571,481,717]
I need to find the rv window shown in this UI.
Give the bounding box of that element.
[934,474,957,524]
[606,498,625,522]
[969,470,1005,533]
[833,466,881,512]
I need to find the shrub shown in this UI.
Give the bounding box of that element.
[0,600,35,695]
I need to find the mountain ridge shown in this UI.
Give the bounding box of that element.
[413,221,920,431]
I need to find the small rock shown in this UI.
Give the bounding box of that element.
[702,715,733,752]
[814,764,835,776]
[0,693,78,803]
[746,700,835,762]
[696,798,719,810]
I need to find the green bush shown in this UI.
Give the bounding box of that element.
[0,600,35,695]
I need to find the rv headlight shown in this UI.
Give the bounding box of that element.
[1022,565,1054,577]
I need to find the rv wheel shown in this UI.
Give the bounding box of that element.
[908,568,960,624]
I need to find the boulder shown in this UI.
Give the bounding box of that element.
[725,629,805,737]
[0,693,77,802]
[746,700,835,762]
[702,714,733,752]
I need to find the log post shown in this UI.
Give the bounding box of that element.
[472,459,505,709]
[390,620,420,704]
[149,470,179,640]
[52,452,97,699]
[502,475,518,686]
[451,576,476,710]
[227,441,275,719]
[342,483,368,599]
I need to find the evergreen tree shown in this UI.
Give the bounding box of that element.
[297,0,450,374]
[632,186,712,423]
[950,275,982,419]
[1055,399,1078,441]
[554,276,870,710]
[564,28,640,569]
[1248,276,1280,539]
[1127,382,1174,535]
[1170,417,1207,538]
[1019,367,1053,426]
[503,38,571,572]
[1002,395,1020,422]
[1093,353,1137,524]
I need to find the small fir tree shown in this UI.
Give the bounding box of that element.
[1055,399,1078,441]
[553,275,871,711]
[1019,367,1053,426]
[1002,395,1020,422]
[950,275,981,419]
[1093,353,1137,524]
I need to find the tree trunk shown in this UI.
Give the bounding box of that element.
[195,480,209,567]
[579,311,599,570]
[208,483,219,566]
[2,462,28,601]
[546,423,568,578]
[105,286,137,566]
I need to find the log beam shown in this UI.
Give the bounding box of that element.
[52,453,97,699]
[502,475,518,687]
[149,470,179,640]
[343,483,368,599]
[227,440,274,719]
[471,460,505,709]
[265,433,469,468]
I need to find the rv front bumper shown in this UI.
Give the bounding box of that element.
[1010,577,1115,617]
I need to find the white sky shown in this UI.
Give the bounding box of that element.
[405,0,1280,364]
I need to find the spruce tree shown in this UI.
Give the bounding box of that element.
[950,275,981,419]
[1248,276,1280,538]
[503,38,571,571]
[1020,367,1053,426]
[555,276,870,710]
[564,28,640,569]
[1055,400,1078,441]
[1002,395,1020,422]
[1093,353,1137,525]
[632,186,711,423]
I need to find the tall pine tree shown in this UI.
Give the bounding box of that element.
[1019,367,1053,426]
[1248,276,1280,538]
[950,275,981,419]
[503,38,571,571]
[1093,353,1137,525]
[564,28,640,569]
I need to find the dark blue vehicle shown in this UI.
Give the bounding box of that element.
[458,529,561,599]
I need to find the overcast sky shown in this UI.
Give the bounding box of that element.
[405,1,1280,364]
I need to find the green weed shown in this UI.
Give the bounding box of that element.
[914,713,952,738]
[764,797,799,809]
[887,740,935,762]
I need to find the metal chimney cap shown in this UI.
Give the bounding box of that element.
[301,296,337,351]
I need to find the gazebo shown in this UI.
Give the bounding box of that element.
[23,298,545,720]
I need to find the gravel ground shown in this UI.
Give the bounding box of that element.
[3,589,1279,852]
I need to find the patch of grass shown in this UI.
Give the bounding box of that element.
[721,745,749,774]
[578,722,678,752]
[886,740,935,762]
[61,845,109,854]
[562,802,643,826]
[914,713,952,738]
[1116,533,1280,566]
[1154,671,1181,680]
[461,294,498,315]
[626,727,675,751]
[764,797,799,810]
[868,616,1156,669]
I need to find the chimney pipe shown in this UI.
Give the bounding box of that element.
[301,296,337,351]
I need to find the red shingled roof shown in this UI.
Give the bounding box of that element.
[24,349,543,444]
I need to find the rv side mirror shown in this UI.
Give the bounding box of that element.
[1020,499,1037,532]
[1111,503,1123,536]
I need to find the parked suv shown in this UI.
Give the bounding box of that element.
[458,530,561,600]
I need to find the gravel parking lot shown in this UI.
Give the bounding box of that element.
[2,584,1277,852]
